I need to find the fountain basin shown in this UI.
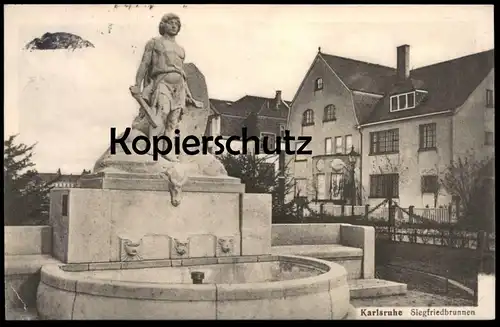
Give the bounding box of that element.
[37,255,351,320]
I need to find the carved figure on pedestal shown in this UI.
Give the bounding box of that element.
[91,13,228,208]
[129,13,204,163]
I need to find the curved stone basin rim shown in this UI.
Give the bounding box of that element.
[39,255,349,301]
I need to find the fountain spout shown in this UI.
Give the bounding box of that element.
[191,271,205,284]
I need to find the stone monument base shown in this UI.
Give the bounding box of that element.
[79,172,244,193]
[50,174,271,264]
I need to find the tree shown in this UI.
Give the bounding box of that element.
[4,135,60,225]
[440,150,494,231]
[217,153,297,222]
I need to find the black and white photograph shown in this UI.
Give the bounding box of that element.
[4,4,495,320]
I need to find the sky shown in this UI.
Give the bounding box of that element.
[4,4,494,174]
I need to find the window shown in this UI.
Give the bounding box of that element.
[315,78,323,91]
[419,123,437,150]
[295,179,308,198]
[323,104,336,122]
[315,174,326,200]
[260,132,276,152]
[391,97,398,111]
[325,138,333,154]
[279,124,286,138]
[330,173,344,200]
[407,92,415,108]
[400,94,407,108]
[486,89,494,108]
[334,136,343,154]
[370,174,399,198]
[390,92,417,112]
[62,194,68,216]
[345,135,353,154]
[370,129,399,155]
[302,109,314,126]
[421,175,438,194]
[485,131,494,145]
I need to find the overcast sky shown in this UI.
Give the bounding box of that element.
[4,4,494,173]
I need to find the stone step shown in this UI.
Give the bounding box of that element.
[5,254,61,276]
[348,279,407,299]
[330,257,362,280]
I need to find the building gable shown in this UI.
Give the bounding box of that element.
[290,51,390,128]
[289,54,357,138]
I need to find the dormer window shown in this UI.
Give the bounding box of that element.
[315,78,323,91]
[390,91,416,112]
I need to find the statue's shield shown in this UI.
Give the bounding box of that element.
[179,63,210,140]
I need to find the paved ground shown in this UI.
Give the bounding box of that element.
[7,291,473,320]
[351,290,474,307]
[5,308,39,320]
[376,242,481,290]
[388,259,477,290]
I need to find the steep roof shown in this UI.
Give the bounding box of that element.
[320,53,396,95]
[209,94,289,137]
[226,95,290,119]
[209,99,235,116]
[211,95,290,118]
[362,49,495,125]
[411,49,494,111]
[352,93,383,125]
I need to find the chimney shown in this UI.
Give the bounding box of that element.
[274,90,282,109]
[396,45,410,80]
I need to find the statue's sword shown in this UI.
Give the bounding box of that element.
[129,86,159,129]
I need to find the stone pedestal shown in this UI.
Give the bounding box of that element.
[78,172,244,193]
[49,173,272,264]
